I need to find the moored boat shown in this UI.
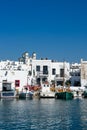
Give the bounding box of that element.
[55,91,73,100]
[18,84,41,99]
[19,92,26,99]
[82,86,87,98]
[70,86,84,98]
[55,87,73,100]
[82,91,87,98]
[0,81,16,98]
[40,82,55,98]
[19,91,33,99]
[0,91,15,98]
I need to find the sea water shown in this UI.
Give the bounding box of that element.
[0,98,87,130]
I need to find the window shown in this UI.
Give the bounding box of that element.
[60,69,64,77]
[57,81,63,86]
[2,83,11,91]
[70,72,74,76]
[52,68,56,75]
[36,65,40,72]
[15,80,20,87]
[43,66,48,74]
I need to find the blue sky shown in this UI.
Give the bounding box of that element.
[0,0,87,63]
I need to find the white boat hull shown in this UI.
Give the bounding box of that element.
[40,92,55,98]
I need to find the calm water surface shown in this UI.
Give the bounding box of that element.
[0,98,87,130]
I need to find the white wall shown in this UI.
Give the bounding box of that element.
[0,70,28,92]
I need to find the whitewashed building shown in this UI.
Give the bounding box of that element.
[0,51,84,94]
[70,63,81,86]
[0,60,31,92]
[31,57,70,86]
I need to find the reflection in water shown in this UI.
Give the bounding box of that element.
[0,98,87,130]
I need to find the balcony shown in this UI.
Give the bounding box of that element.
[37,71,48,78]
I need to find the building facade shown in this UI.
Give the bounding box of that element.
[0,52,85,93]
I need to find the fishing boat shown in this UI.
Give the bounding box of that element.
[55,87,73,100]
[0,81,16,98]
[82,86,87,98]
[1,91,15,98]
[19,84,41,99]
[18,85,34,99]
[19,91,33,99]
[40,81,55,98]
[70,86,84,98]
